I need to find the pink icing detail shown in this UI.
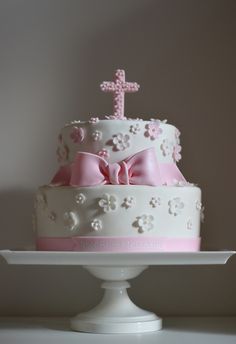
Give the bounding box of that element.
[145,122,163,140]
[97,149,109,159]
[70,127,85,143]
[100,69,140,119]
[173,144,182,162]
[51,148,186,187]
[37,236,201,252]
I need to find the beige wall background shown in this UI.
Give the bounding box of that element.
[0,0,236,316]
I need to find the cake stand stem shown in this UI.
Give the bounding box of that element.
[70,265,162,334]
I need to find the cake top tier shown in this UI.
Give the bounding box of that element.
[51,70,189,187]
[56,69,182,167]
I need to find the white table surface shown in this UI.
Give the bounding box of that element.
[0,317,235,344]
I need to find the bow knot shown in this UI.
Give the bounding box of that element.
[106,161,129,185]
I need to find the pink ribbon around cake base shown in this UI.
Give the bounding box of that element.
[37,236,201,252]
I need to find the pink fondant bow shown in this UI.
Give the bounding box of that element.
[50,148,186,187]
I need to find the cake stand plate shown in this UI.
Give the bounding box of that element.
[0,250,235,334]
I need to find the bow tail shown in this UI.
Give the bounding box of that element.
[159,163,186,185]
[50,164,72,186]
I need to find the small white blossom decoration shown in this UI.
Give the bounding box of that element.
[196,200,202,211]
[89,117,99,123]
[149,197,161,208]
[122,196,136,209]
[35,192,47,209]
[172,180,195,187]
[129,123,141,135]
[75,193,86,204]
[168,198,184,216]
[172,144,182,162]
[160,139,173,157]
[92,130,102,141]
[134,214,154,233]
[200,206,205,223]
[91,219,103,231]
[48,211,57,222]
[63,212,79,231]
[112,133,130,151]
[98,194,118,213]
[187,219,193,230]
[175,128,181,144]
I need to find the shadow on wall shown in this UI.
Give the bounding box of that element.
[0,190,35,250]
[73,0,236,251]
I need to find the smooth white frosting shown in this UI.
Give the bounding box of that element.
[35,184,201,239]
[58,119,180,164]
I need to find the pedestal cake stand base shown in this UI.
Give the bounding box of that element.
[71,266,161,333]
[0,250,235,334]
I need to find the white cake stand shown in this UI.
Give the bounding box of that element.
[0,250,235,334]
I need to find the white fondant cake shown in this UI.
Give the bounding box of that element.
[34,69,203,252]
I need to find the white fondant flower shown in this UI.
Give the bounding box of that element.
[135,214,154,233]
[187,219,193,230]
[196,200,202,211]
[122,196,136,209]
[200,206,205,223]
[129,123,141,135]
[168,198,184,216]
[98,148,110,159]
[35,192,47,209]
[75,193,86,204]
[69,120,81,125]
[98,194,117,213]
[91,218,102,231]
[127,117,143,121]
[145,122,163,140]
[56,143,69,164]
[160,139,173,157]
[150,118,167,123]
[172,144,182,162]
[89,117,99,123]
[63,212,79,231]
[149,197,161,208]
[172,180,196,187]
[49,211,57,221]
[92,130,102,141]
[175,128,181,144]
[112,133,130,151]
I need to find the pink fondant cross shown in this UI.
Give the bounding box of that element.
[100,69,140,119]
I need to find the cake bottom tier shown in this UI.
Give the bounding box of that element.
[34,185,202,252]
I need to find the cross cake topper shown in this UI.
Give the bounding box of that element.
[100,69,140,119]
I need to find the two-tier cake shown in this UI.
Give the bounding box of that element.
[34,70,203,252]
